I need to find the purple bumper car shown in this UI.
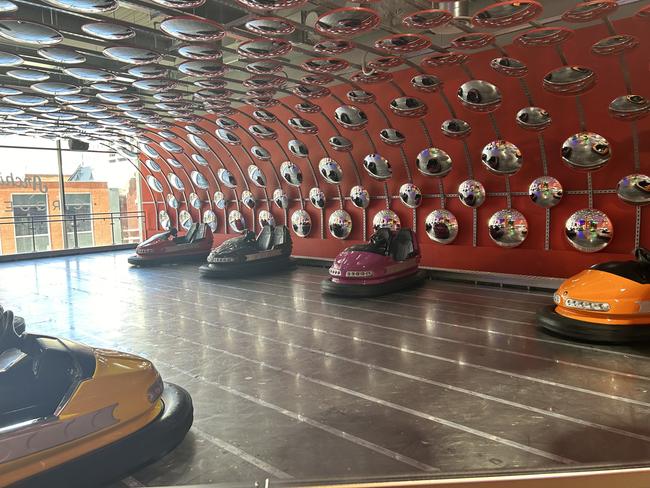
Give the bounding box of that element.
[321,228,426,297]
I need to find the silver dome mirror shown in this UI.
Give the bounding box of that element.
[258,210,275,228]
[350,186,370,209]
[363,154,392,180]
[379,128,405,146]
[191,171,209,189]
[481,140,523,176]
[373,209,400,232]
[228,210,247,233]
[441,118,471,139]
[216,128,241,145]
[425,210,458,244]
[609,95,649,121]
[389,96,428,118]
[399,183,422,208]
[214,191,226,209]
[288,139,309,158]
[565,209,613,252]
[617,174,650,205]
[411,74,443,93]
[490,57,528,77]
[561,132,611,171]
[458,180,486,208]
[417,148,452,177]
[457,80,501,113]
[273,189,289,209]
[329,209,352,239]
[247,165,267,187]
[309,187,326,209]
[218,168,237,188]
[160,17,226,42]
[203,209,217,232]
[251,145,271,161]
[543,66,596,95]
[280,161,303,186]
[189,192,202,209]
[516,106,551,131]
[319,158,343,184]
[288,118,318,134]
[529,176,563,208]
[488,209,528,248]
[329,135,353,152]
[241,190,256,209]
[291,209,311,237]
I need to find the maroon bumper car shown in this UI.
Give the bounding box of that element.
[128,223,213,266]
[321,228,426,297]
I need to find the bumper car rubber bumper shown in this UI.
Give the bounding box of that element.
[11,383,193,488]
[128,253,208,266]
[321,270,427,298]
[537,305,650,343]
[199,256,293,279]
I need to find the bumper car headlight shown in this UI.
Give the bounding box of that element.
[147,374,164,404]
[345,270,373,278]
[564,298,610,312]
[329,267,341,276]
[209,256,236,263]
[553,293,561,304]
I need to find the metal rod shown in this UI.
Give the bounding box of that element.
[56,139,69,250]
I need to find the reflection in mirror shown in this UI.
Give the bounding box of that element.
[42,0,117,12]
[188,134,210,151]
[103,47,161,65]
[161,141,183,153]
[561,132,611,171]
[488,209,528,248]
[543,66,596,95]
[516,106,551,131]
[168,173,185,191]
[81,22,135,40]
[248,165,267,187]
[363,154,392,180]
[288,118,318,134]
[411,74,442,93]
[490,57,528,77]
[329,209,352,239]
[218,168,237,188]
[425,209,458,244]
[452,32,495,49]
[402,9,452,29]
[350,186,370,209]
[245,17,295,36]
[192,154,208,166]
[203,209,217,232]
[301,73,334,85]
[273,188,289,209]
[288,139,309,158]
[329,135,353,152]
[214,191,226,209]
[191,171,209,189]
[389,97,427,118]
[350,70,393,84]
[38,46,86,64]
[421,52,468,69]
[319,158,343,184]
[280,161,303,186]
[481,140,523,176]
[160,17,226,42]
[309,187,326,209]
[167,194,179,209]
[565,209,613,252]
[145,159,161,172]
[529,176,563,208]
[473,1,542,27]
[189,192,202,209]
[251,145,271,160]
[216,128,241,145]
[441,118,471,139]
[302,57,349,73]
[562,1,618,22]
[347,90,376,104]
[417,148,452,177]
[516,27,573,47]
[617,174,650,205]
[228,210,247,233]
[258,210,275,228]
[379,128,405,146]
[375,34,431,53]
[146,175,164,192]
[457,80,501,113]
[159,210,171,230]
[373,209,400,232]
[238,38,292,59]
[314,39,354,54]
[608,95,649,121]
[236,0,306,10]
[166,158,182,168]
[296,101,321,114]
[315,7,380,36]
[399,183,422,208]
[253,109,277,123]
[591,35,639,56]
[178,44,222,60]
[291,209,311,237]
[248,124,277,140]
[458,179,486,208]
[8,69,49,81]
[241,190,256,209]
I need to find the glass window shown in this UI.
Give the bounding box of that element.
[12,193,50,253]
[65,193,93,248]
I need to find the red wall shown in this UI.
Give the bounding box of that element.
[140,16,649,279]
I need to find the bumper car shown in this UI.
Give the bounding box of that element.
[199,224,293,278]
[538,247,650,343]
[322,228,427,297]
[128,223,213,266]
[0,306,193,488]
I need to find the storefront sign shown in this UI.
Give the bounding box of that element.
[0,173,48,193]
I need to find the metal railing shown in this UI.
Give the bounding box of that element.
[0,210,145,255]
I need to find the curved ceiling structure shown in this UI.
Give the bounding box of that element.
[0,0,648,275]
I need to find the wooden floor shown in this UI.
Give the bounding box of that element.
[3,251,650,487]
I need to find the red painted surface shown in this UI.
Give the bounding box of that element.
[141,17,649,279]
